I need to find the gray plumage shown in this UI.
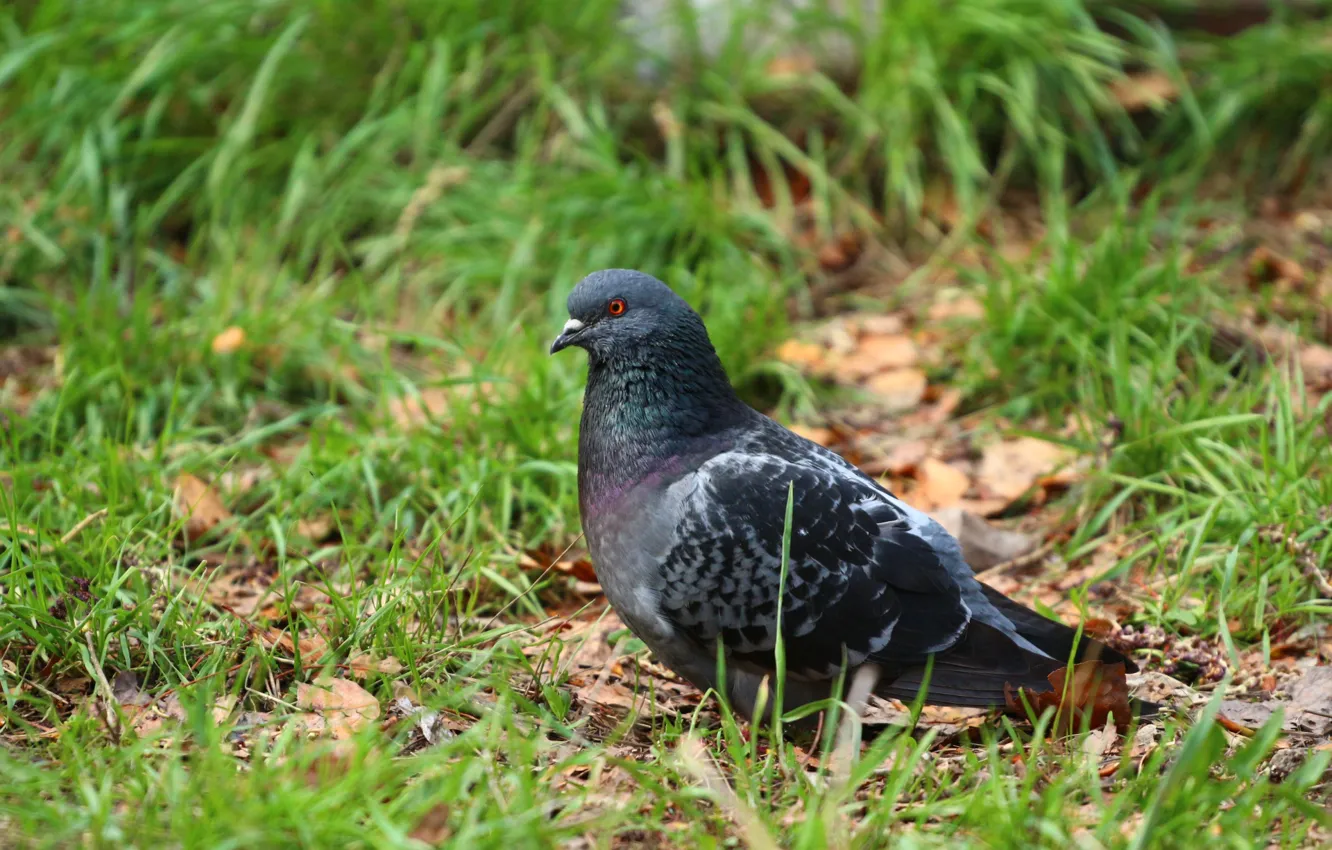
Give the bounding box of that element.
[551,269,1137,722]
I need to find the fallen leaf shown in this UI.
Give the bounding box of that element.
[387,388,454,430]
[1110,71,1178,112]
[582,680,648,713]
[112,670,147,707]
[835,334,918,381]
[518,547,598,583]
[295,514,337,542]
[108,673,189,739]
[572,580,603,596]
[1081,721,1118,762]
[212,694,238,725]
[751,157,811,208]
[260,628,331,665]
[818,239,854,272]
[977,438,1075,503]
[1284,666,1332,737]
[650,99,681,144]
[409,804,452,845]
[858,438,929,476]
[173,473,232,540]
[1299,344,1332,389]
[296,677,381,739]
[1292,211,1323,233]
[789,424,835,447]
[765,52,816,77]
[297,739,365,787]
[1246,246,1305,288]
[211,326,247,355]
[55,675,91,695]
[927,296,985,323]
[555,613,626,674]
[928,387,964,419]
[912,458,970,510]
[864,368,927,412]
[931,507,1037,571]
[854,315,906,337]
[1129,672,1204,712]
[346,651,405,679]
[1007,661,1133,734]
[775,339,826,372]
[1219,700,1277,731]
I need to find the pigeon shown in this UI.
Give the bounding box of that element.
[551,269,1140,724]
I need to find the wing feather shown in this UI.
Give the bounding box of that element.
[657,450,971,679]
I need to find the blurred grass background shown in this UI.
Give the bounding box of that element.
[2,1,1332,846]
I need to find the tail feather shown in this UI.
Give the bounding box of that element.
[874,609,1157,719]
[979,584,1138,673]
[876,620,1064,707]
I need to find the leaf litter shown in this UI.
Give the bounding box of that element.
[15,184,1330,843]
[295,677,381,739]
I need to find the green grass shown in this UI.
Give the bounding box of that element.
[3,0,1332,847]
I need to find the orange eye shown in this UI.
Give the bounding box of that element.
[608,298,627,316]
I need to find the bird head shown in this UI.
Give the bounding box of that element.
[549,269,703,360]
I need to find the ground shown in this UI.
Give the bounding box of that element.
[2,1,1332,847]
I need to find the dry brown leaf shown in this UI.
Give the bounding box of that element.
[931,507,1037,571]
[922,179,964,231]
[1298,344,1332,389]
[977,438,1075,503]
[775,339,825,373]
[409,804,453,845]
[927,296,985,323]
[387,388,454,430]
[1110,71,1178,111]
[789,424,835,447]
[1293,211,1324,233]
[1247,246,1306,288]
[296,677,381,739]
[1081,721,1119,762]
[554,612,625,673]
[864,368,927,412]
[261,628,330,664]
[836,334,918,380]
[112,674,188,739]
[346,651,405,679]
[1219,700,1273,733]
[56,675,91,695]
[913,458,970,510]
[1006,661,1133,734]
[583,680,648,713]
[859,438,929,477]
[572,580,603,596]
[212,694,238,725]
[817,239,853,272]
[765,52,816,77]
[519,547,599,583]
[854,315,906,337]
[173,473,232,539]
[1285,667,1332,737]
[210,326,247,355]
[295,514,337,542]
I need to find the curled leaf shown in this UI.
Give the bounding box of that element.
[296,677,381,739]
[211,326,247,355]
[1005,660,1132,734]
[173,473,232,540]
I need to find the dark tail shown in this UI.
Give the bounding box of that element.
[978,584,1139,673]
[875,590,1157,718]
[875,620,1067,707]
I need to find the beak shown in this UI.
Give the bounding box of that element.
[549,318,586,355]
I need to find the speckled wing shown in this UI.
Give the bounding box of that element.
[656,451,972,679]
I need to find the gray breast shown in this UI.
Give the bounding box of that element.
[583,473,695,647]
